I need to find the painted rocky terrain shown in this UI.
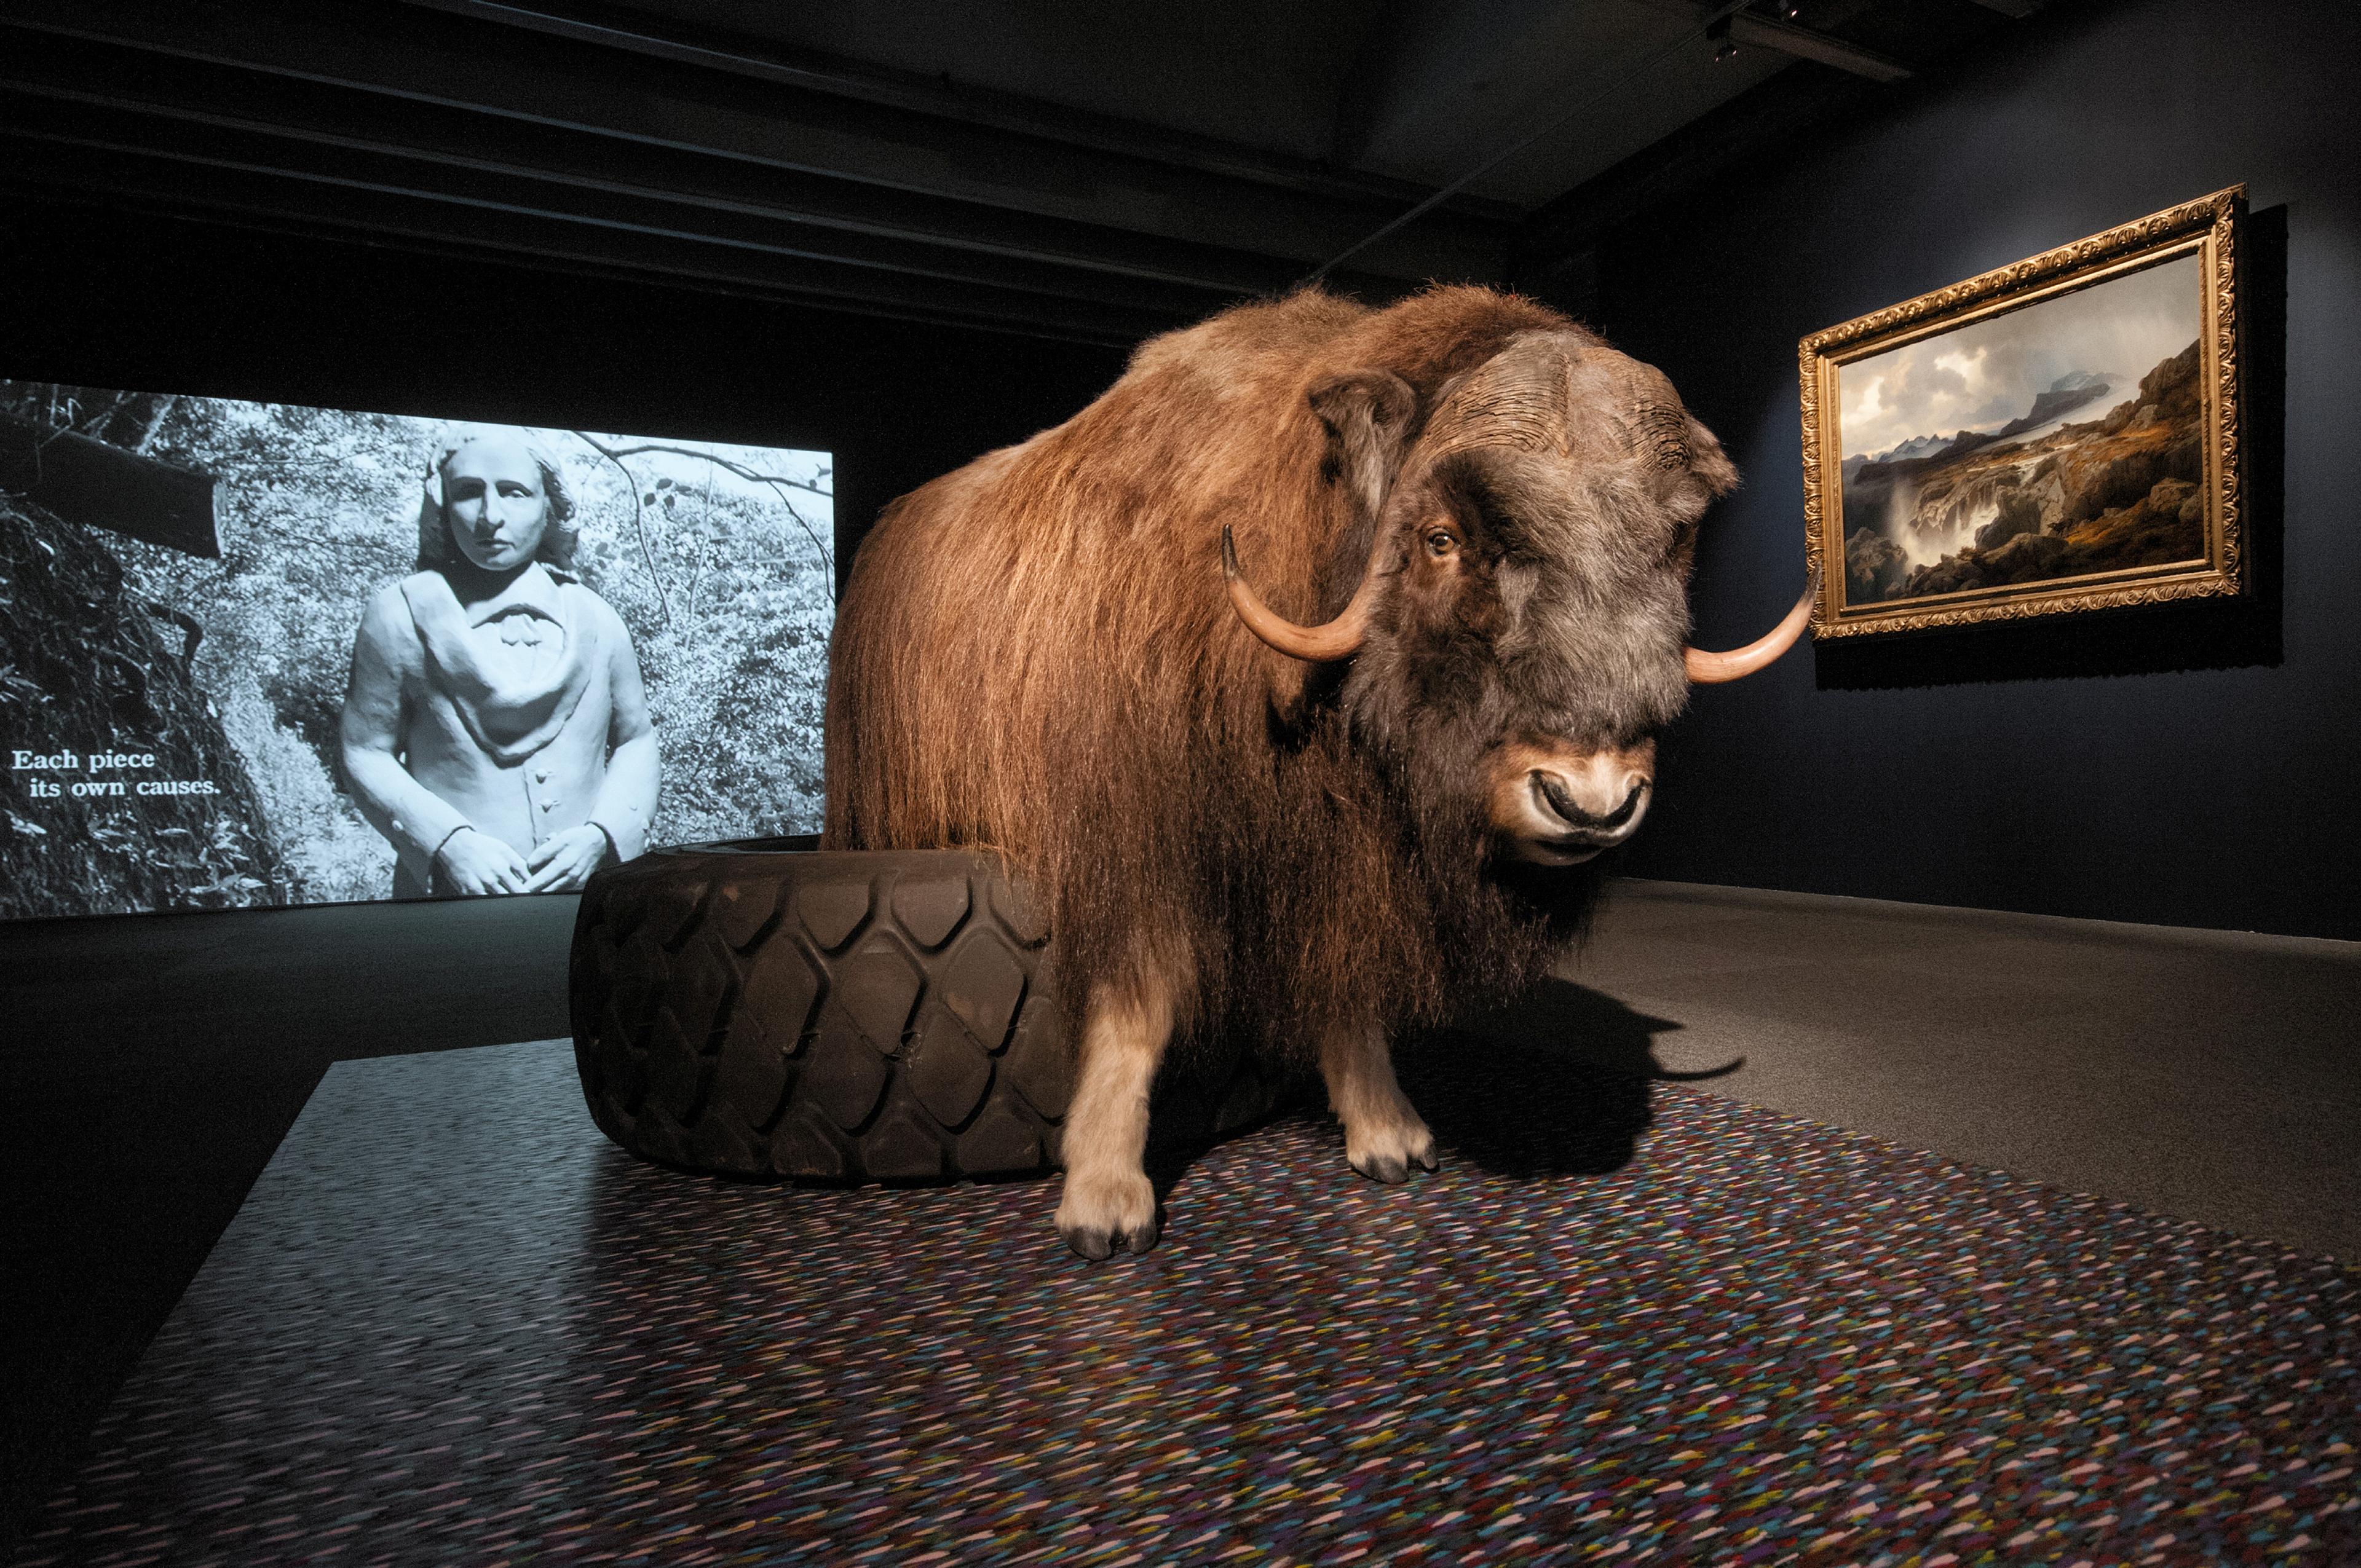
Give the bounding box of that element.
[1842,339,2207,606]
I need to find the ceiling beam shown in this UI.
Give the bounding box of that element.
[0,28,1345,304]
[1722,12,1912,82]
[397,0,1524,221]
[0,0,1515,287]
[0,94,1218,321]
[0,132,1178,345]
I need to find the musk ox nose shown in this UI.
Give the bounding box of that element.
[1535,773,1647,833]
[1487,741,1657,865]
[1522,752,1654,863]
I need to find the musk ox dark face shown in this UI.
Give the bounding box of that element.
[1353,403,1736,869]
[1240,331,1749,874]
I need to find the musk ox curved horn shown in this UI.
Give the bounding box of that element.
[1222,526,1383,663]
[1685,559,1822,684]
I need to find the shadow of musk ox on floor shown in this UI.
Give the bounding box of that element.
[1402,979,1714,1180]
[1142,980,1704,1192]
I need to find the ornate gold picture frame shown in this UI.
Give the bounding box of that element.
[1801,186,2244,639]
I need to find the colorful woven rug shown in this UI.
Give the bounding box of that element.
[18,1034,2357,1566]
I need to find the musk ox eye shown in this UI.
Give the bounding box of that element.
[1425,529,1457,559]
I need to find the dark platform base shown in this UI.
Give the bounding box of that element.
[18,1038,2357,1565]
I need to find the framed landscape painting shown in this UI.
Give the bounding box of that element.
[1801,186,2245,639]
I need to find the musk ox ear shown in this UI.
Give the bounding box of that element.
[1307,370,1417,520]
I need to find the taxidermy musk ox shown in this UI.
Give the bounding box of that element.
[825,285,1813,1260]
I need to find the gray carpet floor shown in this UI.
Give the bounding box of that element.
[1548,879,2361,1263]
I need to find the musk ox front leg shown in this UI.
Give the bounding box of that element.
[1054,954,1188,1260]
[1322,1024,1438,1184]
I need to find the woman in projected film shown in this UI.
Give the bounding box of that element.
[340,426,658,897]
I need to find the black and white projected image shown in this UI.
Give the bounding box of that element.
[0,383,834,919]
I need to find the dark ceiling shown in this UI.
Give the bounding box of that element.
[0,0,2047,343]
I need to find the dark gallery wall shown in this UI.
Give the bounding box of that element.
[1583,0,2359,940]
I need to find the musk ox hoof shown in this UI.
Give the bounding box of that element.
[1060,1221,1160,1261]
[1056,1171,1160,1260]
[1347,1122,1439,1185]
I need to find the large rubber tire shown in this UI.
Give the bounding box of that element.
[569,838,1289,1183]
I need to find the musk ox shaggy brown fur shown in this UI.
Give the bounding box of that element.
[825,285,1812,1259]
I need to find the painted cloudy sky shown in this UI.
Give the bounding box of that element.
[1838,253,2202,460]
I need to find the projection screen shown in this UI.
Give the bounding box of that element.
[0,381,833,918]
